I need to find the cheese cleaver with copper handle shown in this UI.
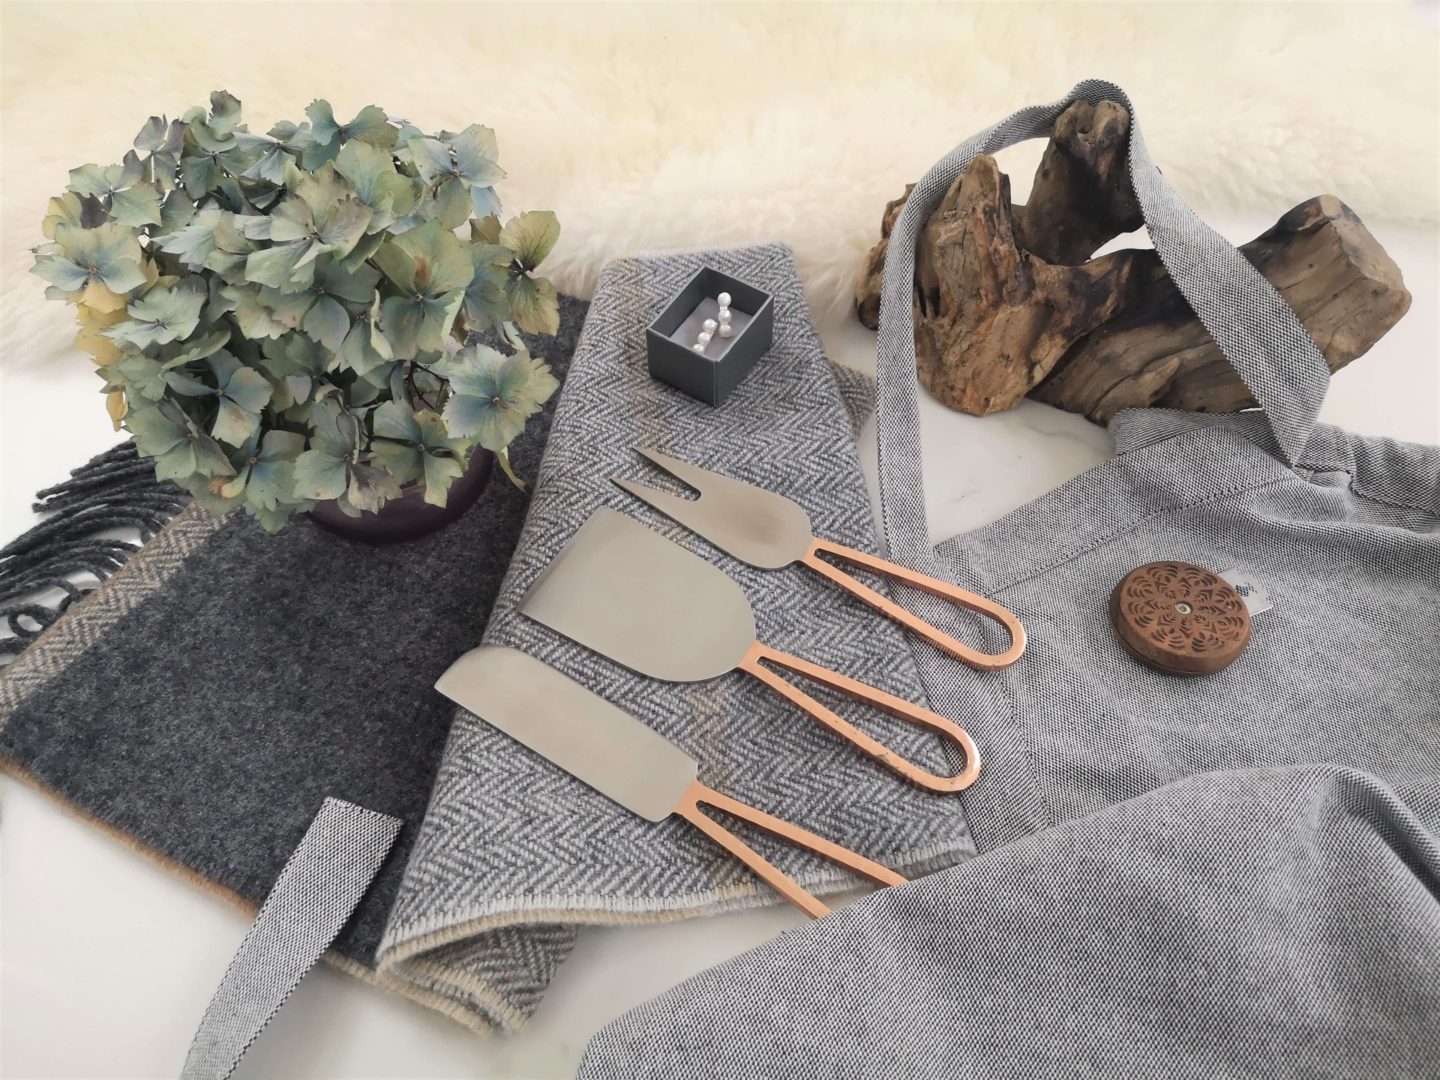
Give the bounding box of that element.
[614,448,1025,670]
[434,645,905,917]
[520,507,981,793]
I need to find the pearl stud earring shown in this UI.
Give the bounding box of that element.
[695,316,717,352]
[716,292,734,339]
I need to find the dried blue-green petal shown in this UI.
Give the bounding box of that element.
[374,218,473,293]
[500,210,560,270]
[334,140,418,232]
[68,162,124,199]
[135,116,180,154]
[159,188,197,233]
[338,300,392,375]
[109,182,163,227]
[292,446,349,500]
[470,214,502,245]
[245,240,317,291]
[220,282,287,339]
[207,90,244,136]
[407,136,455,184]
[506,272,560,336]
[50,222,148,295]
[125,400,189,457]
[442,345,556,452]
[115,354,171,401]
[462,242,513,333]
[164,369,214,396]
[32,251,92,293]
[164,327,231,368]
[42,193,106,238]
[451,125,505,185]
[241,429,307,510]
[431,176,473,230]
[107,282,206,348]
[345,461,401,512]
[207,351,273,445]
[235,132,294,186]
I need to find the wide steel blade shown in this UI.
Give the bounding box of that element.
[614,448,814,570]
[520,507,757,682]
[434,645,698,822]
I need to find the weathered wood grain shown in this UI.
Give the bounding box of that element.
[855,102,1410,421]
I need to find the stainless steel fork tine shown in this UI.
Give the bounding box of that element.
[634,447,730,496]
[621,446,820,572]
[611,475,705,525]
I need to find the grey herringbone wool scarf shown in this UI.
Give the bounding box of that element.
[376,244,970,1030]
[580,80,1440,1077]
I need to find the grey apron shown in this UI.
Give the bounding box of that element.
[579,79,1440,1078]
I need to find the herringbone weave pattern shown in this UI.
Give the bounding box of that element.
[378,245,972,1028]
[0,505,221,724]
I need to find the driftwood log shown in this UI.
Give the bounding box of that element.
[855,101,1411,423]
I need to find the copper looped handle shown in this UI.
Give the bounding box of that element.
[738,642,981,793]
[802,538,1026,671]
[674,780,906,918]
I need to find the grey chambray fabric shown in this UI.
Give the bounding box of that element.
[182,798,402,1080]
[580,81,1440,1076]
[377,244,972,1029]
[580,764,1440,1079]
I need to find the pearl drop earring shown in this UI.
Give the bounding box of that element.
[695,316,717,352]
[717,292,734,338]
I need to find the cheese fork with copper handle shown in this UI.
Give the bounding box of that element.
[435,645,906,918]
[613,448,1026,670]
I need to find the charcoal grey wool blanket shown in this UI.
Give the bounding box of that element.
[0,299,588,1024]
[374,244,966,1031]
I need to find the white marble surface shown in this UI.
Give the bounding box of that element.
[1,217,1436,1079]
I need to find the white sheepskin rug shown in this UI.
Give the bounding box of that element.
[2,0,1436,374]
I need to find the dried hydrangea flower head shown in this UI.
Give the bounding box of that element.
[32,91,562,530]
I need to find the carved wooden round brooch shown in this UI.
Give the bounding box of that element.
[1110,561,1251,676]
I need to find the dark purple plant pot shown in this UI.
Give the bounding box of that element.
[308,448,495,544]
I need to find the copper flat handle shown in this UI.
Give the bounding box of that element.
[802,538,1026,671]
[737,642,981,793]
[673,779,906,918]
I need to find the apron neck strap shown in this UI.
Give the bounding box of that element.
[875,79,1329,569]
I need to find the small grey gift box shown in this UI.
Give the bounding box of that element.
[646,267,774,406]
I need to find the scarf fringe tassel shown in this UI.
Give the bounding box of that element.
[0,442,189,660]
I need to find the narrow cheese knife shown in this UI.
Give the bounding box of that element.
[435,645,906,918]
[614,448,1026,670]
